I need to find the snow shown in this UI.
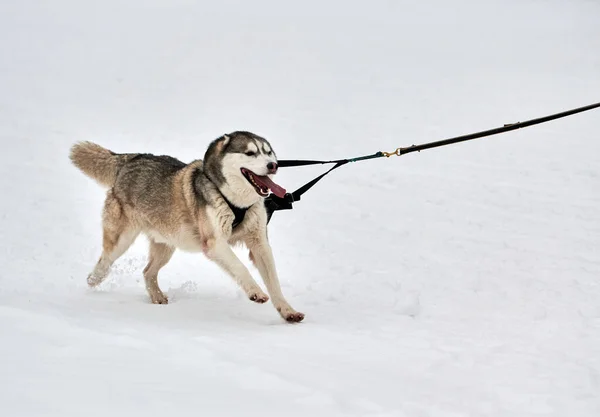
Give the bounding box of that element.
[1,0,600,415]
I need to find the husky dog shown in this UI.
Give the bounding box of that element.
[69,131,304,323]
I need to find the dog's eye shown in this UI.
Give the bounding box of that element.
[245,151,256,157]
[267,151,273,156]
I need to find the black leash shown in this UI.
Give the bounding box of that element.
[265,101,600,223]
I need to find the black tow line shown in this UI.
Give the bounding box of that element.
[264,101,600,223]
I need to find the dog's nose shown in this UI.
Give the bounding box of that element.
[267,162,278,174]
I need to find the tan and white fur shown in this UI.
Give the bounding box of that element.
[70,131,304,323]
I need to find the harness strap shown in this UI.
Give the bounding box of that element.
[264,160,346,223]
[204,170,250,229]
[265,101,600,223]
[222,196,248,229]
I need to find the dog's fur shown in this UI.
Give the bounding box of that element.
[70,131,304,323]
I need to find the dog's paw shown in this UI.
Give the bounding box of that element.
[150,292,169,305]
[285,312,305,323]
[87,264,109,287]
[87,274,102,287]
[249,292,269,304]
[277,305,305,323]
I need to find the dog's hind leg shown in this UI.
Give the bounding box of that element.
[87,191,139,287]
[143,240,174,304]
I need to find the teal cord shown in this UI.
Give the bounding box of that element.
[348,152,385,163]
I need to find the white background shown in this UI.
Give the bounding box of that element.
[1,1,599,416]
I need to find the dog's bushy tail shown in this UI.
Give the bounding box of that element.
[69,141,128,187]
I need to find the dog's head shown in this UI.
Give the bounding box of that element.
[203,131,286,208]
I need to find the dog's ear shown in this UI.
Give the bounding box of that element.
[213,134,230,154]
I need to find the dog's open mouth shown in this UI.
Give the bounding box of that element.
[241,168,286,198]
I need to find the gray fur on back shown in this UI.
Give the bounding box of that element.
[113,154,189,213]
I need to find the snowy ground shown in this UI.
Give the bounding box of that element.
[1,0,600,416]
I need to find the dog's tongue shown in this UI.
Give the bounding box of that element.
[255,175,286,198]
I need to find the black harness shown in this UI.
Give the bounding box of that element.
[222,195,249,229]
[202,169,250,230]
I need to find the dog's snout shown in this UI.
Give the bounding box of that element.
[267,162,278,173]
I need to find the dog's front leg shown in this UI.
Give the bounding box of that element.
[248,238,304,323]
[204,238,269,303]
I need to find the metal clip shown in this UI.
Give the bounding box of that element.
[381,147,402,157]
